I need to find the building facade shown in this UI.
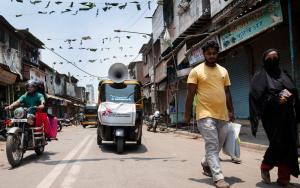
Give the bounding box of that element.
[136,0,300,124]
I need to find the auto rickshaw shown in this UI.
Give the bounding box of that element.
[97,63,143,153]
[81,104,98,128]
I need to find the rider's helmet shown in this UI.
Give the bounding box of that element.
[25,79,38,91]
[154,110,160,117]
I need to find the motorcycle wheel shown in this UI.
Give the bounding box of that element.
[153,122,157,133]
[97,126,102,145]
[6,134,23,168]
[57,124,62,132]
[83,125,86,128]
[116,137,124,154]
[35,145,45,156]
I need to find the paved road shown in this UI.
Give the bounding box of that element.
[0,126,299,188]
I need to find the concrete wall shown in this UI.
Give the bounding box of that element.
[54,74,65,96]
[66,82,76,97]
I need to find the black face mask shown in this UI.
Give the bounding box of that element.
[264,58,279,70]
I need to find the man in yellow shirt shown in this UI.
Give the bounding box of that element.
[185,41,234,188]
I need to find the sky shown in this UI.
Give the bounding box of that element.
[0,0,156,102]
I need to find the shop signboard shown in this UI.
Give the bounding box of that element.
[188,47,205,66]
[219,0,283,51]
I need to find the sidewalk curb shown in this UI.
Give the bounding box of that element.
[170,129,268,151]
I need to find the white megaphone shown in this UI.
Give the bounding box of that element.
[108,63,129,83]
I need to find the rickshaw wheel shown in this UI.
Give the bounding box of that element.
[116,137,124,154]
[137,136,142,145]
[97,135,102,145]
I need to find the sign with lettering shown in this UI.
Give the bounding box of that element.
[219,0,283,51]
[98,102,136,126]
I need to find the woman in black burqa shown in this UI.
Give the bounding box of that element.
[249,49,299,187]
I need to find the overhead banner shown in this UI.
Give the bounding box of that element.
[219,0,283,51]
[98,102,136,127]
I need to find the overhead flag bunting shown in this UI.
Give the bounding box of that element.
[45,1,50,8]
[11,1,151,17]
[30,0,42,5]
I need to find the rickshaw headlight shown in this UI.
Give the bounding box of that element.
[14,108,25,119]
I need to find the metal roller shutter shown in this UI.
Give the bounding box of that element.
[222,48,250,119]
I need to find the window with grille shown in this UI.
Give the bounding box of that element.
[9,35,18,49]
[0,28,5,43]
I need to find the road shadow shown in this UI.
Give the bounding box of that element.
[99,143,148,154]
[256,181,300,188]
[6,151,58,169]
[38,156,176,166]
[189,176,244,187]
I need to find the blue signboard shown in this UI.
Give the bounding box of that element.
[219,0,283,51]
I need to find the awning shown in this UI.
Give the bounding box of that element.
[46,94,64,101]
[155,56,172,83]
[177,44,186,65]
[158,81,167,91]
[46,94,72,103]
[0,67,18,85]
[176,67,192,78]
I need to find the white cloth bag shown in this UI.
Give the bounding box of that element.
[222,122,241,158]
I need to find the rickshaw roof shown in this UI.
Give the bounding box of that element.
[85,104,98,109]
[98,79,141,86]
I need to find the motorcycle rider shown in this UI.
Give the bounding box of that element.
[5,80,45,114]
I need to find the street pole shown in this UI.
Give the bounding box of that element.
[152,38,157,112]
[288,0,296,81]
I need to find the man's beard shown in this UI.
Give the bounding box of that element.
[205,58,217,65]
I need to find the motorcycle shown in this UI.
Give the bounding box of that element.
[147,111,161,132]
[6,107,46,167]
[0,106,9,139]
[58,118,71,128]
[0,120,7,139]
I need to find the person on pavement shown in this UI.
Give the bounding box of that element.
[5,80,45,114]
[249,49,299,187]
[185,40,235,188]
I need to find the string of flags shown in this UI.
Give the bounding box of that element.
[50,46,134,51]
[52,54,135,65]
[46,35,148,47]
[10,0,152,17]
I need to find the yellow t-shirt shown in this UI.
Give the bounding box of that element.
[187,63,230,121]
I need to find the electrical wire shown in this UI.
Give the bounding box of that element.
[44,45,107,79]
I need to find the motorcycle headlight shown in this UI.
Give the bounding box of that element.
[14,107,25,119]
[27,114,35,126]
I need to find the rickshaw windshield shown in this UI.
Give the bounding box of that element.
[84,107,97,114]
[100,83,141,104]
